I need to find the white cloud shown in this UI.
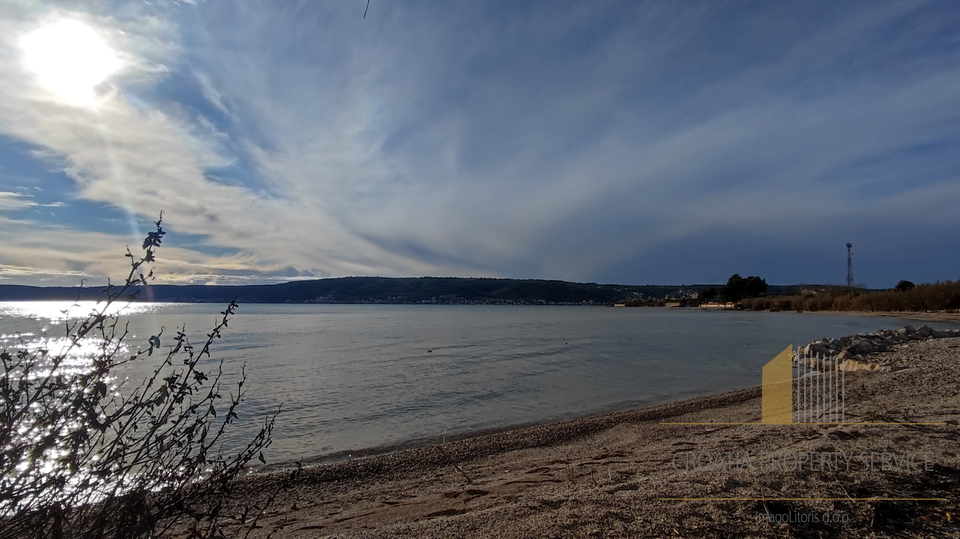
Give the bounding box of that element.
[0,213,332,286]
[0,191,37,211]
[0,2,461,286]
[193,70,234,120]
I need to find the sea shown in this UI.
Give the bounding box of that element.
[2,302,957,468]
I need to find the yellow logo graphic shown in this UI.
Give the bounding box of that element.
[761,344,794,424]
[763,344,846,424]
[667,343,942,427]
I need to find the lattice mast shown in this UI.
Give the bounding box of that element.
[846,243,853,288]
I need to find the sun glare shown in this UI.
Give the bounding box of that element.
[20,19,121,107]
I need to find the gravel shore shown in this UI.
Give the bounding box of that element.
[806,310,960,324]
[166,336,960,538]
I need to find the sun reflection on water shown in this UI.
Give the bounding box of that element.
[0,301,184,513]
[0,300,163,323]
[0,301,167,377]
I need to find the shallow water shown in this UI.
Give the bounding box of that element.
[2,302,956,466]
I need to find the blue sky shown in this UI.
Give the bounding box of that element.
[0,1,957,288]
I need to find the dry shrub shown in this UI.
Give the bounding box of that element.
[0,216,279,539]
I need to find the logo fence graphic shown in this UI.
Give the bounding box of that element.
[794,347,845,423]
[663,345,947,503]
[761,345,845,424]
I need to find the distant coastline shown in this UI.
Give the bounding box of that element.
[0,277,798,306]
[4,279,956,325]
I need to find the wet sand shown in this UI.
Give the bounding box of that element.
[168,337,960,538]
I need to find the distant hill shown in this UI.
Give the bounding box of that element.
[0,277,799,305]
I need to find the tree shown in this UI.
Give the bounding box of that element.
[700,288,717,302]
[720,274,768,302]
[0,215,279,539]
[743,275,768,299]
[893,280,916,292]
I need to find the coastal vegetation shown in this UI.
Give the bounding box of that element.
[0,217,278,539]
[740,279,960,312]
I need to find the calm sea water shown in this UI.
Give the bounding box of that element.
[2,302,957,467]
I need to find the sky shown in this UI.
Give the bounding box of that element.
[0,0,957,289]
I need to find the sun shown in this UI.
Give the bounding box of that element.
[20,19,122,107]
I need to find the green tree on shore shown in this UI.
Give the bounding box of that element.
[720,274,768,302]
[894,280,916,292]
[700,287,718,302]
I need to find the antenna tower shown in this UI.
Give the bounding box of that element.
[846,243,853,288]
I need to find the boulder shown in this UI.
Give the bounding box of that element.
[852,338,876,354]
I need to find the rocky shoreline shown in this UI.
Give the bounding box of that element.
[798,324,960,372]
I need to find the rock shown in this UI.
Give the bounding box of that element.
[878,365,907,373]
[805,343,832,357]
[839,359,880,372]
[852,338,876,354]
[798,325,959,373]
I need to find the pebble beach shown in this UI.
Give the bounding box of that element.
[166,331,960,538]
